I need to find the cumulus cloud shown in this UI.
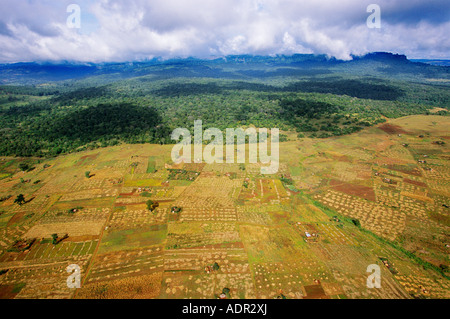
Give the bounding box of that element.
[0,0,448,62]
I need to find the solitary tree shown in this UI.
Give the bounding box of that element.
[14,194,26,206]
[19,163,30,171]
[146,200,159,212]
[51,233,58,245]
[222,288,231,298]
[85,171,91,179]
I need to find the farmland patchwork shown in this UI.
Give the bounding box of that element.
[0,115,449,299]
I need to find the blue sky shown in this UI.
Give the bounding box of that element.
[0,0,449,62]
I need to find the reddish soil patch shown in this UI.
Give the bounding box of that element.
[403,178,427,188]
[303,284,329,299]
[429,212,450,226]
[80,153,99,160]
[330,179,376,202]
[7,211,26,226]
[331,154,351,163]
[357,170,372,180]
[119,192,136,196]
[0,284,22,299]
[76,153,100,166]
[0,251,29,262]
[269,210,289,223]
[378,123,409,135]
[387,164,422,177]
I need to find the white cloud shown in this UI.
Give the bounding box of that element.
[0,0,448,62]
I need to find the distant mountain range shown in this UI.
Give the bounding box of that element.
[0,52,448,85]
[410,59,450,67]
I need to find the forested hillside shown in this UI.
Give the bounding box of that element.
[0,52,448,157]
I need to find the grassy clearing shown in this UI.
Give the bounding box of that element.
[98,224,167,254]
[147,157,157,173]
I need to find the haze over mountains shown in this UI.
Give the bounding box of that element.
[0,52,449,85]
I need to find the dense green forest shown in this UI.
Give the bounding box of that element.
[0,52,448,157]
